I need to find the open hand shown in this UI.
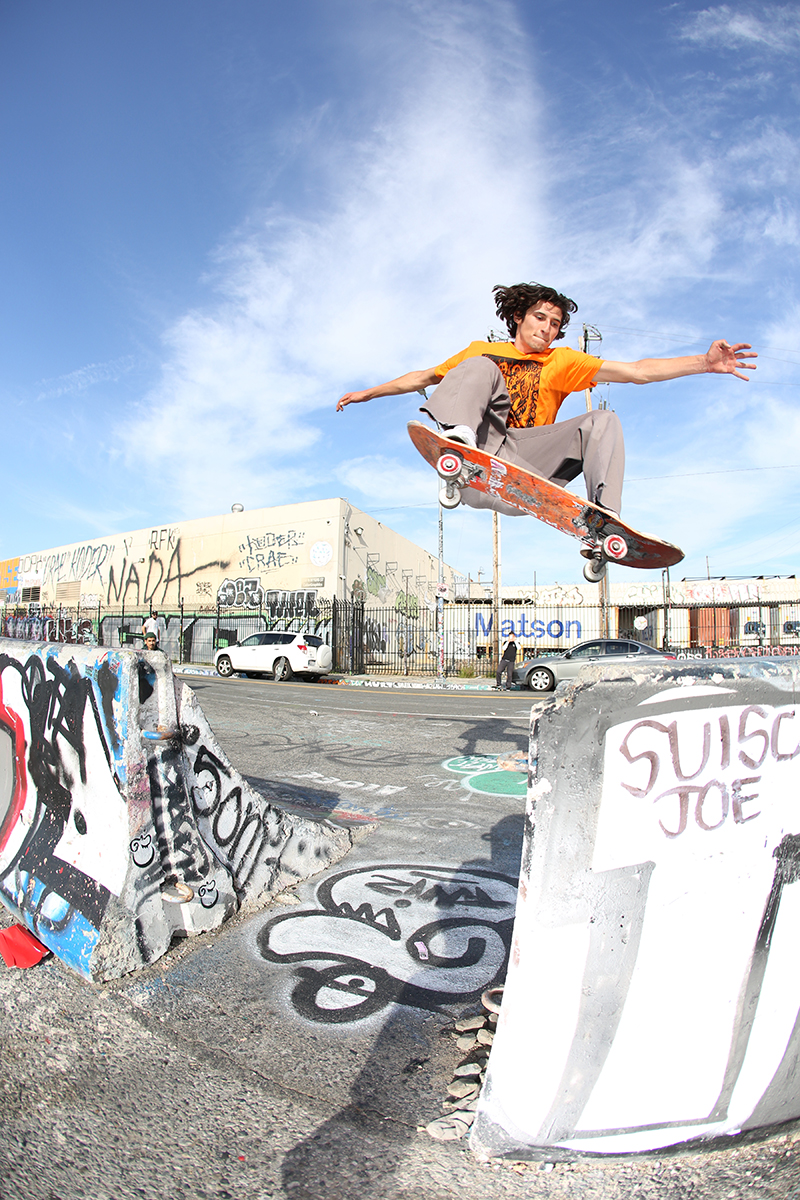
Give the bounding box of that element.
[336,390,373,411]
[705,341,757,381]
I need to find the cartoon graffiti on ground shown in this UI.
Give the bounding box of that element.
[257,863,517,1024]
[416,754,529,798]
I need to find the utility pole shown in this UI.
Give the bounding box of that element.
[437,498,445,680]
[492,511,501,666]
[582,323,610,633]
[581,324,603,413]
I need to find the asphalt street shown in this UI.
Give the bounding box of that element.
[2,677,800,1200]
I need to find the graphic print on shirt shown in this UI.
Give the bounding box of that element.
[484,355,543,428]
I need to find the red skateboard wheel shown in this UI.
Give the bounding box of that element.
[436,451,463,478]
[603,533,628,560]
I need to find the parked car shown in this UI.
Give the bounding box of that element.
[215,632,333,681]
[513,638,677,692]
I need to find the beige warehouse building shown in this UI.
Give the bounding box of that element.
[2,498,464,613]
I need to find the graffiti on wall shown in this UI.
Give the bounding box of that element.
[237,530,305,575]
[216,581,318,617]
[0,649,129,974]
[258,864,517,1023]
[0,557,20,590]
[1,614,96,644]
[21,533,230,608]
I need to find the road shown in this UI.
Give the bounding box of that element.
[1,677,799,1200]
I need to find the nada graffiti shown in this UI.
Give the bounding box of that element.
[258,864,517,1023]
[27,533,229,607]
[0,649,127,974]
[107,539,229,607]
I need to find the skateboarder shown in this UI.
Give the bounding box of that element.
[336,282,756,517]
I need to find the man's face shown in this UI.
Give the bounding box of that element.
[514,301,564,353]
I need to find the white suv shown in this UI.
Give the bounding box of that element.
[214,632,333,681]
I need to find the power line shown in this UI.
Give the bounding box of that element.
[630,464,799,482]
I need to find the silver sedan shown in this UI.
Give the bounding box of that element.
[513,638,676,692]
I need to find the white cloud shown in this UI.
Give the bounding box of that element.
[335,455,436,508]
[105,0,800,585]
[35,356,135,402]
[118,0,549,517]
[681,5,800,52]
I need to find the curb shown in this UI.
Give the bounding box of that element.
[172,665,504,692]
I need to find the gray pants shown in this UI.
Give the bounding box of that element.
[422,357,625,514]
[496,659,515,689]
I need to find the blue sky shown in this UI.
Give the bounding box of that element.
[2,0,799,587]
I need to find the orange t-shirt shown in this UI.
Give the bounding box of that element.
[434,341,603,428]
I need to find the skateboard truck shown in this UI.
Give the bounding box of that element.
[581,532,629,583]
[436,449,476,509]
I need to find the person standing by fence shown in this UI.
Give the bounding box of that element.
[495,635,518,690]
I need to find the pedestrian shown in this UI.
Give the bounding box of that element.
[495,635,517,691]
[142,610,159,638]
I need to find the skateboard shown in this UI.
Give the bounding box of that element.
[408,421,684,583]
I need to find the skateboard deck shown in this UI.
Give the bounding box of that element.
[408,421,684,581]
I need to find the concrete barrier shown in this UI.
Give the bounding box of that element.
[0,639,363,980]
[471,657,800,1159]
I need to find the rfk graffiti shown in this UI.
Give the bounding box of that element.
[257,864,517,1024]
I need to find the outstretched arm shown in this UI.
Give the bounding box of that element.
[336,367,442,411]
[594,340,757,385]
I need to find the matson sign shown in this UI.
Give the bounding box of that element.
[473,610,593,645]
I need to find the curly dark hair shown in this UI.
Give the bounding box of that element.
[492,283,578,340]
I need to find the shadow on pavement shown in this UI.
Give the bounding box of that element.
[277,814,524,1199]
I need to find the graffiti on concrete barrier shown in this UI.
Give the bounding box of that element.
[257,863,517,1023]
[185,729,290,891]
[611,704,800,840]
[0,648,129,974]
